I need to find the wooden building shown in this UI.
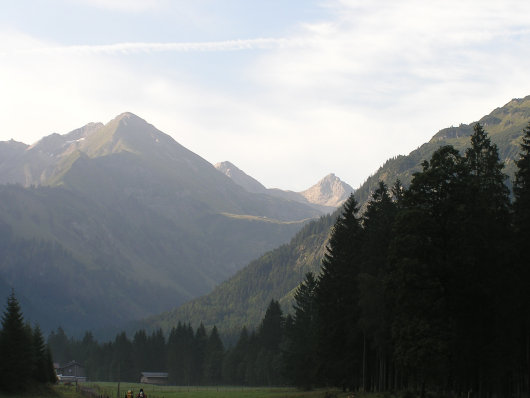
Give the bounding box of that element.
[140,372,168,385]
[56,360,87,383]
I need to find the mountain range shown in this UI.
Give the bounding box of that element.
[0,112,350,334]
[2,95,528,338]
[215,161,353,213]
[146,95,530,336]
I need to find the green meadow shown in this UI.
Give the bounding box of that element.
[61,383,362,398]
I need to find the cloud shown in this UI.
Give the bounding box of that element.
[238,0,530,186]
[68,0,167,13]
[2,0,530,190]
[13,38,297,56]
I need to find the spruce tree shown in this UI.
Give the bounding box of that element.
[514,122,530,215]
[32,325,49,383]
[47,327,71,366]
[0,291,33,392]
[316,194,364,389]
[112,332,135,382]
[284,272,319,389]
[167,326,179,384]
[147,329,166,372]
[358,181,398,392]
[256,300,285,385]
[513,122,530,396]
[459,123,512,395]
[132,329,148,377]
[45,347,57,383]
[192,323,208,384]
[203,326,224,385]
[222,327,250,385]
[387,146,465,393]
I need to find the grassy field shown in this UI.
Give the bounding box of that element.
[0,384,79,398]
[0,383,388,398]
[74,382,363,398]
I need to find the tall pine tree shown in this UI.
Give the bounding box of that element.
[316,194,364,390]
[284,272,319,389]
[0,291,33,392]
[513,122,530,396]
[358,181,398,392]
[387,146,465,395]
[203,326,224,385]
[458,123,512,395]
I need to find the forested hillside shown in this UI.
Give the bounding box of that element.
[147,96,530,337]
[144,213,336,337]
[355,96,530,205]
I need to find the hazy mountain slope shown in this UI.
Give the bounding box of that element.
[0,123,103,186]
[0,212,178,333]
[148,95,530,335]
[215,161,267,194]
[144,213,335,336]
[0,140,29,184]
[216,162,353,213]
[0,113,323,334]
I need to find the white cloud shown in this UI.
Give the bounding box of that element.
[1,0,530,191]
[67,0,167,13]
[14,38,295,56]
[238,0,530,187]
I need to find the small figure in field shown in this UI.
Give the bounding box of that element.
[125,390,133,398]
[137,388,146,398]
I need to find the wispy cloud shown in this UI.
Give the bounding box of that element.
[8,38,306,56]
[69,0,167,13]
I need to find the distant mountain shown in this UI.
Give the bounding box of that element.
[0,113,323,335]
[300,173,354,207]
[214,161,267,194]
[215,162,354,213]
[148,95,530,335]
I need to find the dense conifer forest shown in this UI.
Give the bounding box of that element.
[48,123,529,398]
[0,292,56,392]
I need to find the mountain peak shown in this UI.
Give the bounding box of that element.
[114,111,142,121]
[109,112,151,130]
[300,173,354,207]
[321,173,338,181]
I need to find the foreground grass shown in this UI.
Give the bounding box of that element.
[75,382,373,398]
[0,384,76,398]
[0,383,386,398]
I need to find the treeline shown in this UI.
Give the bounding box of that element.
[48,303,286,386]
[0,292,56,392]
[281,123,530,397]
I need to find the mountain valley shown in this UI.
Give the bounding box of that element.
[0,113,347,335]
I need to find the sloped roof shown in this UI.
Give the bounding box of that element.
[140,372,168,378]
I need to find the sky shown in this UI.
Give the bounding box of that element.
[1,0,530,191]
